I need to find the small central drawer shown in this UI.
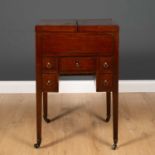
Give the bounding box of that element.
[59,57,96,74]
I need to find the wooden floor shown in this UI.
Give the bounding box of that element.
[0,93,155,155]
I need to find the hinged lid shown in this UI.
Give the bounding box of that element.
[35,19,119,32]
[35,19,77,32]
[77,19,119,32]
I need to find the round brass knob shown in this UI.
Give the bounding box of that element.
[75,60,80,68]
[103,62,109,69]
[103,80,108,86]
[46,80,52,86]
[75,62,80,68]
[46,62,52,69]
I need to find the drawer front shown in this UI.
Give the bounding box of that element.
[42,74,58,92]
[59,57,96,74]
[42,57,57,73]
[41,33,113,56]
[99,57,113,73]
[96,74,113,91]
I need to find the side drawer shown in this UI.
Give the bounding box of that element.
[96,74,113,91]
[98,57,113,73]
[42,74,58,92]
[42,57,57,73]
[59,57,96,74]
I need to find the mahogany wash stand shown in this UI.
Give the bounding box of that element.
[34,19,119,149]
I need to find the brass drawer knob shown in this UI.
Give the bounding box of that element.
[103,80,108,86]
[46,80,52,86]
[46,62,52,69]
[75,60,80,68]
[103,62,109,69]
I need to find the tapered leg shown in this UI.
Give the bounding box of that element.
[112,91,118,150]
[105,92,111,122]
[43,92,50,123]
[34,90,42,148]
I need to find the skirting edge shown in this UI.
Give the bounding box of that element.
[0,80,155,93]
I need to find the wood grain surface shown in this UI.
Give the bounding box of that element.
[0,93,155,155]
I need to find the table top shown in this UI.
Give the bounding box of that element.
[35,19,119,32]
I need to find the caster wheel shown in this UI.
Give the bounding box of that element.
[34,139,41,148]
[112,143,117,150]
[34,143,40,148]
[105,116,110,122]
[43,116,50,123]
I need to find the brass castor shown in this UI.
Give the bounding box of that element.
[34,139,41,148]
[43,116,50,123]
[105,116,111,122]
[112,143,117,150]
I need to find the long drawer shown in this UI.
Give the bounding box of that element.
[41,33,114,56]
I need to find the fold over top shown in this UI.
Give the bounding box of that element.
[35,19,119,32]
